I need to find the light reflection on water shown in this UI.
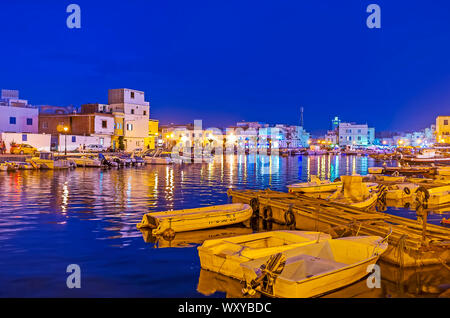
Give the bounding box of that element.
[0,154,448,297]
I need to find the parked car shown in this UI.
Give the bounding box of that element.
[84,144,105,152]
[10,143,37,155]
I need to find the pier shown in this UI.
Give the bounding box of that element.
[227,188,450,267]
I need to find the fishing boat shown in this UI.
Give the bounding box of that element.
[368,167,384,174]
[198,231,332,281]
[12,161,35,170]
[69,155,102,167]
[325,175,382,209]
[400,149,450,165]
[415,185,450,206]
[140,226,253,248]
[144,149,174,165]
[287,176,343,193]
[385,183,419,200]
[441,218,450,225]
[240,235,388,298]
[0,162,18,171]
[137,203,254,235]
[26,152,71,169]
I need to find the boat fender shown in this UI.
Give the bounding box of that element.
[284,206,295,226]
[250,198,260,217]
[162,228,176,241]
[263,206,273,221]
[403,187,411,195]
[415,186,430,205]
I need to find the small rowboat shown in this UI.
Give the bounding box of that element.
[137,203,253,235]
[287,176,342,193]
[198,231,331,281]
[441,218,450,225]
[241,235,388,298]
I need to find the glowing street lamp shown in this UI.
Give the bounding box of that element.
[63,126,69,155]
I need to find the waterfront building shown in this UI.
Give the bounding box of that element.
[338,122,375,147]
[80,103,125,151]
[108,88,150,151]
[39,112,114,151]
[0,132,51,152]
[145,119,159,150]
[325,130,338,145]
[274,125,310,148]
[436,116,450,144]
[0,89,38,134]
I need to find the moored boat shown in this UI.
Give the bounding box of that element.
[198,231,332,281]
[325,175,384,209]
[137,203,253,235]
[287,176,342,193]
[240,235,388,298]
[26,152,71,169]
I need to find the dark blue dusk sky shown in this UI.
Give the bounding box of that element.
[0,0,449,134]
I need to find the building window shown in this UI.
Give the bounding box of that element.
[358,136,361,141]
[100,138,104,145]
[72,136,76,142]
[127,124,133,131]
[131,109,134,115]
[445,120,449,125]
[143,110,147,116]
[102,120,107,128]
[42,122,48,129]
[22,134,27,142]
[131,91,135,99]
[27,118,33,125]
[9,117,16,124]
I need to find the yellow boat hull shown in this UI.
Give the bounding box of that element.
[198,230,331,281]
[137,203,253,235]
[241,236,388,298]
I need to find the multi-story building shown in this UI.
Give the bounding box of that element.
[436,116,450,144]
[0,89,38,133]
[108,88,150,151]
[39,112,115,151]
[338,122,375,147]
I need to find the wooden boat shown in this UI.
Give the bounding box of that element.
[441,218,450,225]
[240,235,388,298]
[326,176,382,209]
[0,162,18,171]
[385,183,419,200]
[287,176,342,193]
[70,155,102,167]
[198,230,332,281]
[144,150,174,165]
[13,162,35,170]
[416,185,450,206]
[27,152,71,169]
[368,167,384,174]
[137,203,253,235]
[140,226,252,248]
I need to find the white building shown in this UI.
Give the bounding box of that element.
[338,122,375,147]
[0,89,38,133]
[0,132,51,152]
[108,88,150,151]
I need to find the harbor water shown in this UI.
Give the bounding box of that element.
[0,154,449,297]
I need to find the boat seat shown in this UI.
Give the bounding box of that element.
[281,254,348,281]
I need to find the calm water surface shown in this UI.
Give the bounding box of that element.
[0,155,448,297]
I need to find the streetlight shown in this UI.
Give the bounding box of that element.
[63,126,69,155]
